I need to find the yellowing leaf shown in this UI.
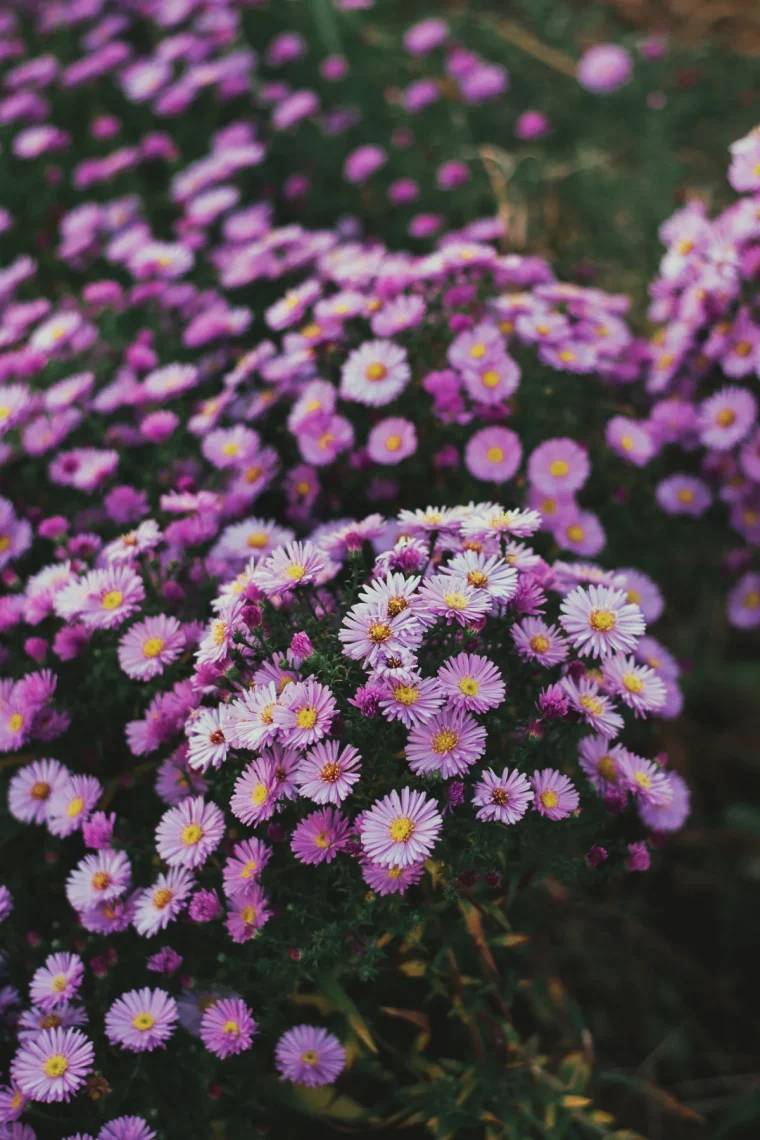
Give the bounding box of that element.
[289,992,334,1015]
[293,1084,365,1120]
[562,1095,592,1109]
[399,958,427,977]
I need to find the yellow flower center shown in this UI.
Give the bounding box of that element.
[745,590,760,610]
[481,370,500,388]
[540,790,559,809]
[222,442,240,457]
[212,620,227,645]
[285,563,306,580]
[385,434,402,451]
[387,595,408,617]
[51,974,68,992]
[0,535,10,552]
[491,787,510,805]
[676,239,694,255]
[31,780,50,800]
[239,860,258,880]
[458,677,479,697]
[142,637,165,659]
[389,816,415,843]
[387,866,403,879]
[314,831,331,849]
[368,620,392,644]
[716,408,736,428]
[626,588,641,604]
[486,446,504,463]
[8,713,23,732]
[0,406,10,421]
[622,672,644,693]
[466,571,488,589]
[252,783,269,806]
[588,609,616,632]
[393,685,419,706]
[597,756,617,781]
[566,525,585,543]
[548,459,570,478]
[247,531,268,549]
[101,590,123,610]
[301,323,321,339]
[676,488,694,504]
[318,432,335,451]
[559,350,576,363]
[66,796,85,818]
[40,1013,62,1029]
[132,1012,155,1031]
[620,436,634,451]
[579,694,602,715]
[240,905,257,924]
[43,1055,68,1078]
[365,363,387,381]
[296,707,317,729]
[182,823,203,846]
[259,703,275,725]
[431,728,458,754]
[469,343,486,359]
[244,465,263,483]
[151,885,174,910]
[296,481,310,495]
[530,634,550,654]
[319,761,342,783]
[735,340,752,358]
[92,871,111,891]
[634,772,652,790]
[223,1019,240,1035]
[301,1049,319,1064]
[443,591,467,610]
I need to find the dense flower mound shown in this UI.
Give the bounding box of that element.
[1,498,688,1132]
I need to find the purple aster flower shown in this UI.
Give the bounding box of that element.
[295,741,362,804]
[406,708,487,778]
[142,363,198,400]
[366,417,417,465]
[8,758,70,825]
[561,675,624,738]
[275,1025,346,1087]
[222,838,272,899]
[146,948,183,977]
[577,44,632,93]
[512,617,569,666]
[189,889,222,924]
[601,654,667,716]
[29,954,84,1013]
[99,1116,156,1140]
[46,775,103,838]
[65,850,132,913]
[225,886,272,942]
[528,438,590,495]
[291,807,350,865]
[403,17,448,55]
[377,675,444,728]
[614,569,663,623]
[272,680,337,747]
[464,426,522,483]
[361,788,442,867]
[200,997,257,1059]
[530,770,579,819]
[133,867,195,937]
[418,575,492,627]
[228,684,282,752]
[727,572,760,630]
[560,584,645,657]
[361,859,425,895]
[104,988,178,1053]
[626,842,651,871]
[606,416,656,467]
[82,811,116,851]
[446,551,519,602]
[155,797,225,869]
[117,615,184,681]
[616,752,673,806]
[436,653,505,713]
[255,541,331,595]
[230,757,281,826]
[340,340,410,406]
[578,736,629,790]
[553,510,606,558]
[473,768,534,824]
[186,706,235,773]
[655,474,711,516]
[11,1027,93,1103]
[637,771,690,832]
[698,385,756,450]
[343,145,386,184]
[339,600,422,666]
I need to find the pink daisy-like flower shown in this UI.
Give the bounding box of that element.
[512,617,569,666]
[655,474,711,517]
[75,566,146,631]
[464,426,522,483]
[578,735,628,790]
[638,771,690,833]
[143,363,198,401]
[560,675,624,738]
[225,885,273,943]
[553,510,606,558]
[200,997,257,1059]
[255,541,331,595]
[560,584,645,657]
[65,849,132,914]
[291,807,351,865]
[445,551,518,603]
[698,385,756,451]
[103,520,162,565]
[275,1025,346,1087]
[615,568,664,623]
[361,787,442,867]
[29,954,84,1013]
[133,867,195,937]
[527,438,590,495]
[0,1080,27,1121]
[601,654,667,716]
[361,859,426,895]
[339,601,423,667]
[104,988,178,1053]
[472,768,534,824]
[530,769,579,820]
[340,340,410,406]
[99,1116,156,1140]
[436,653,505,713]
[378,675,444,728]
[228,684,282,752]
[418,575,492,627]
[272,680,337,747]
[606,416,656,467]
[460,352,520,405]
[366,417,417,465]
[616,752,673,807]
[727,572,760,631]
[8,758,70,825]
[229,757,280,827]
[295,741,362,804]
[222,838,272,898]
[155,797,225,869]
[406,708,487,778]
[11,1027,94,1103]
[186,706,235,773]
[16,1003,87,1042]
[460,505,542,542]
[46,775,103,838]
[117,615,184,681]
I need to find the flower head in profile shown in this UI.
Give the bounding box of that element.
[361,859,426,896]
[275,1025,346,1087]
